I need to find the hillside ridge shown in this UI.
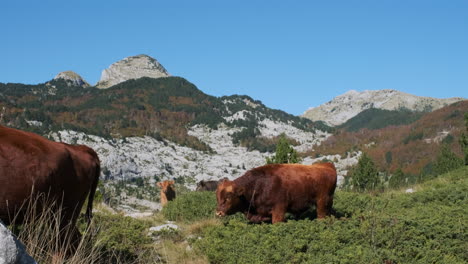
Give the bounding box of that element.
[302,89,465,126]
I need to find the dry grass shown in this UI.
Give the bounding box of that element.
[155,240,208,264]
[9,194,104,263]
[185,218,220,235]
[7,192,221,263]
[161,218,220,264]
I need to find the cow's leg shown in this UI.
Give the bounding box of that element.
[316,196,331,219]
[271,204,286,223]
[246,212,271,223]
[326,195,334,216]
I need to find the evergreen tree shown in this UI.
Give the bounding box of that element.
[433,144,464,175]
[389,168,405,188]
[459,113,468,165]
[349,153,379,191]
[266,133,300,164]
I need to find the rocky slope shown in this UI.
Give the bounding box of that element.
[50,117,355,189]
[302,89,465,126]
[96,55,170,88]
[52,71,90,88]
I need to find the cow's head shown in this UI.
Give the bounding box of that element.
[216,180,245,217]
[157,180,175,193]
[195,180,206,191]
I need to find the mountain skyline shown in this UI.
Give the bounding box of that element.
[1,1,468,115]
[4,53,467,124]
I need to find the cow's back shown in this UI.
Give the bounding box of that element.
[0,126,99,224]
[196,180,219,191]
[276,163,337,199]
[240,163,337,214]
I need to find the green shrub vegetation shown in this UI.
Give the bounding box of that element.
[194,166,468,264]
[162,191,217,222]
[91,214,154,262]
[339,108,424,132]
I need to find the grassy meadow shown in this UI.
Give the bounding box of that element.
[11,166,467,263]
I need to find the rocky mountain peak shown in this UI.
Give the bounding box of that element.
[53,71,90,88]
[96,54,170,89]
[302,89,465,126]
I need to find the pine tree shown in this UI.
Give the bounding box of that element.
[350,153,379,191]
[266,133,300,164]
[459,113,468,165]
[389,168,405,188]
[433,144,464,175]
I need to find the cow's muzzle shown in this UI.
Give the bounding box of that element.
[216,211,225,217]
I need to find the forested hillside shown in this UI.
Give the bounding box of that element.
[338,108,425,132]
[307,100,468,178]
[0,77,328,152]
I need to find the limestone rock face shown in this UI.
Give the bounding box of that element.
[302,89,465,126]
[96,55,170,89]
[53,71,90,88]
[0,221,37,264]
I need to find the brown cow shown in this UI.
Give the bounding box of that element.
[196,177,228,191]
[216,162,337,223]
[0,125,100,250]
[157,180,176,206]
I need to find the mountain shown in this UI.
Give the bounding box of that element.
[0,76,345,185]
[308,100,468,176]
[51,71,90,88]
[96,55,170,88]
[302,89,465,126]
[1,55,465,190]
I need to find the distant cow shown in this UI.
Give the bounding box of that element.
[0,125,100,250]
[216,162,337,223]
[196,177,228,191]
[157,180,176,206]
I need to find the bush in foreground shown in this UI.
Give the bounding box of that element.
[162,191,217,222]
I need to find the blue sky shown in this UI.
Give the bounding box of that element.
[1,0,467,115]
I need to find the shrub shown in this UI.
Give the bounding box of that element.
[162,191,217,222]
[92,214,153,262]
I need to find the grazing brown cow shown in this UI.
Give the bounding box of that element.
[157,180,176,206]
[0,125,100,250]
[216,162,337,223]
[196,177,228,191]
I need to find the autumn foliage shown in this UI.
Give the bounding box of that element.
[307,100,468,176]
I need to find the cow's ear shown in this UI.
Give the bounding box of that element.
[157,182,162,187]
[169,180,175,185]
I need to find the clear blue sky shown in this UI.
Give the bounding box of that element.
[1,0,467,115]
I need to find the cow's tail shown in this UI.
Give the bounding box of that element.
[86,158,100,227]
